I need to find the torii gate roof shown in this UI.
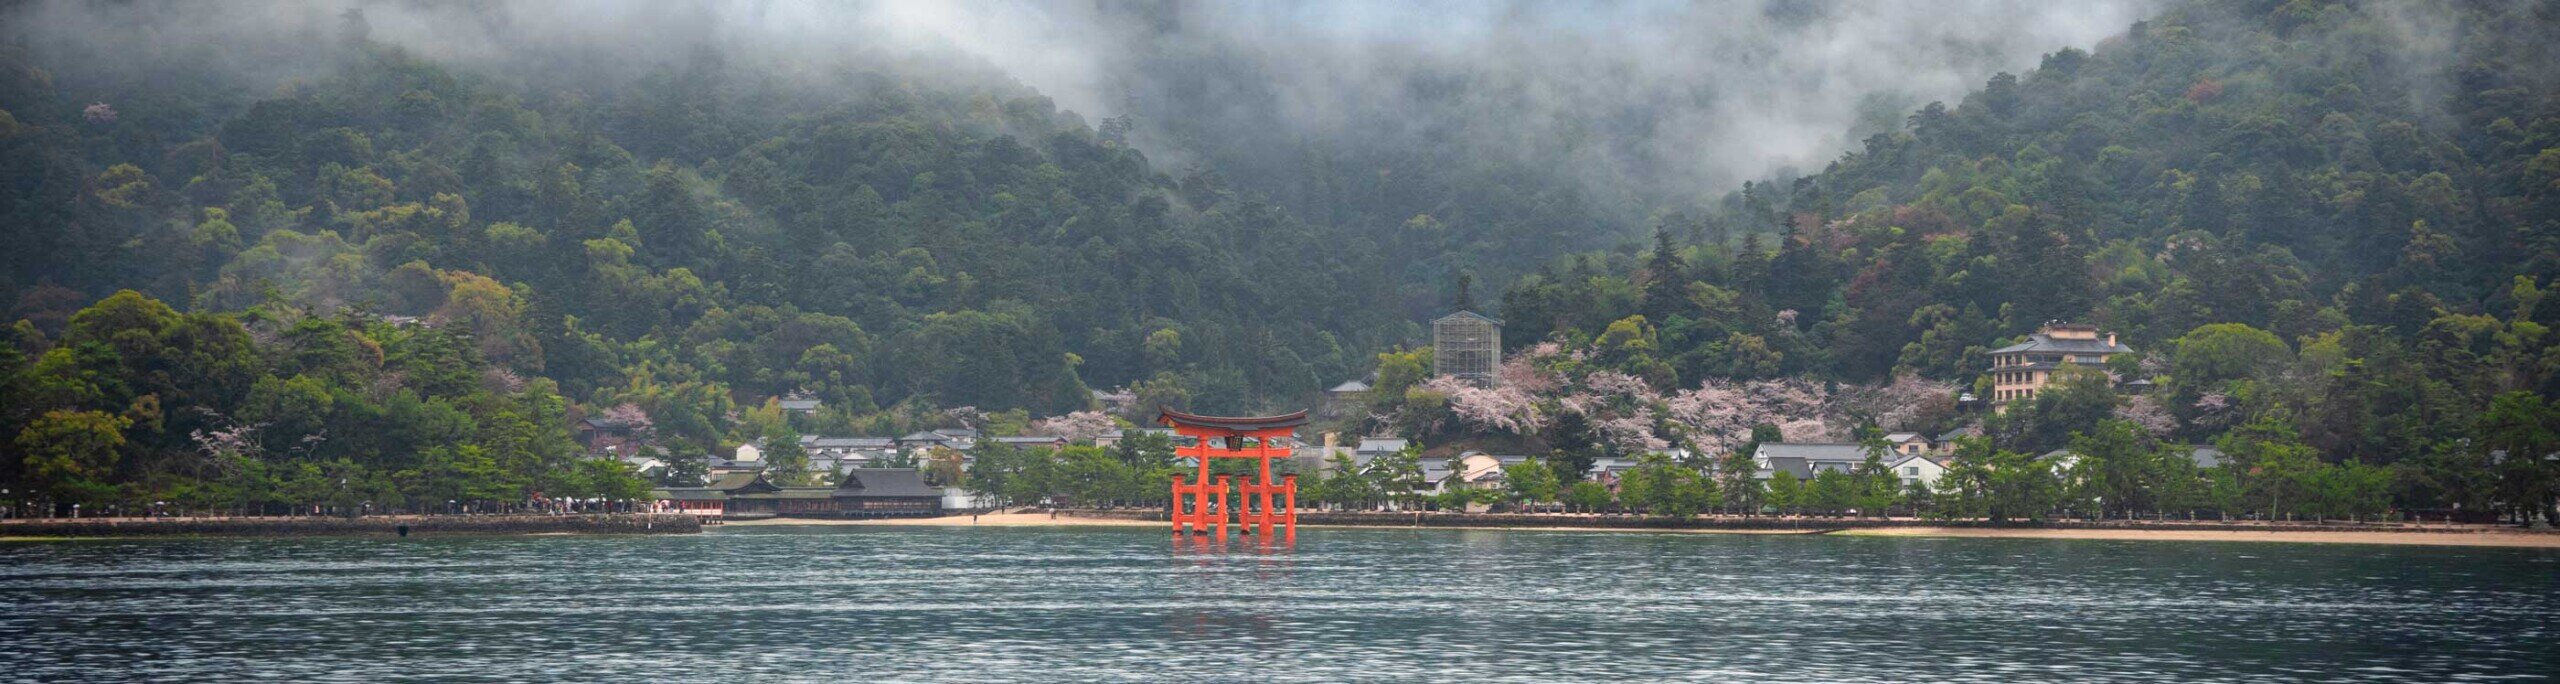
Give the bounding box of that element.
[1156,407,1310,433]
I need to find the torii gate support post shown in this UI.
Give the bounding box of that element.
[1216,475,1232,542]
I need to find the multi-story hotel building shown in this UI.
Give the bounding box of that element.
[1988,322,2131,404]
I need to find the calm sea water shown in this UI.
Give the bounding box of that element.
[2,526,2554,682]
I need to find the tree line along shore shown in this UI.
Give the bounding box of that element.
[0,512,699,538]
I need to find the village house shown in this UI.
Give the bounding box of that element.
[1356,438,1409,460]
[1934,427,1982,455]
[1884,432,1930,456]
[776,397,822,414]
[1321,377,1373,417]
[1585,456,1642,487]
[704,455,765,480]
[1987,322,2133,404]
[1751,443,1875,480]
[575,415,637,451]
[897,431,954,453]
[1889,453,1949,489]
[802,436,897,469]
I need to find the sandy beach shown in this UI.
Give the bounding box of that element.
[723,513,2560,547]
[721,512,1160,528]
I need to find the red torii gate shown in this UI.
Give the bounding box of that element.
[1161,408,1305,543]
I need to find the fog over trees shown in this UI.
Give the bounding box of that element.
[0,0,2553,522]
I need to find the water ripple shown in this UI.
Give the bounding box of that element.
[1,526,2553,683]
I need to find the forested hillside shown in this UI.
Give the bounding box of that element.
[0,11,1411,438]
[1492,0,2558,458]
[2,0,2557,517]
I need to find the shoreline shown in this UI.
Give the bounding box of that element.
[0,513,702,539]
[1833,525,2560,548]
[726,511,2560,548]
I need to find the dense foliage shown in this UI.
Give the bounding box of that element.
[3,1,2556,522]
[0,290,649,514]
[1467,0,2560,521]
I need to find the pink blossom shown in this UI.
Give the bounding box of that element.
[2115,395,2176,437]
[1663,378,1840,454]
[1580,371,1654,399]
[1594,414,1669,453]
[84,103,116,123]
[1426,376,1546,435]
[1778,418,1840,443]
[1497,353,1559,393]
[1029,411,1117,443]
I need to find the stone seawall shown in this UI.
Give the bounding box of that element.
[0,513,701,538]
[1055,509,2530,536]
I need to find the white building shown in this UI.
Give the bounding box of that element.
[1888,454,1949,490]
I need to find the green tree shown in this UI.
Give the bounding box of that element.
[759,421,813,486]
[1504,457,1563,507]
[1808,469,1856,516]
[16,410,130,505]
[2067,420,2166,518]
[1563,481,1614,513]
[1765,470,1804,516]
[2219,416,2322,520]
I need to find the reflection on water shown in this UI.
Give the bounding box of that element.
[2,527,2554,682]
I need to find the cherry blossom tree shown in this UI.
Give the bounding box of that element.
[1028,410,1117,443]
[1426,376,1547,435]
[2115,395,2177,437]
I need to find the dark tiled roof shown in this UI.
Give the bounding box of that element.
[778,399,822,411]
[1761,456,1811,480]
[1754,443,1875,479]
[1753,443,1871,462]
[834,468,940,498]
[808,436,894,449]
[1989,334,2132,355]
[707,472,773,492]
[1356,438,1409,454]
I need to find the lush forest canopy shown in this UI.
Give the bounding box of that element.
[0,0,2555,518]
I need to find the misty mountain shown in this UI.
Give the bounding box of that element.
[1,0,2553,445]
